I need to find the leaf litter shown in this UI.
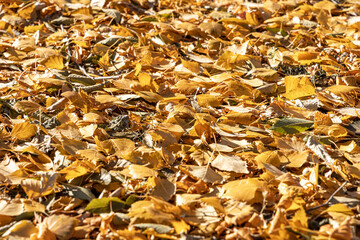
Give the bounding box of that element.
[0,0,360,239]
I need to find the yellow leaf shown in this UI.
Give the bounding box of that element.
[343,163,360,180]
[313,0,336,11]
[325,204,354,215]
[158,123,185,140]
[43,55,64,70]
[199,22,224,37]
[326,85,359,95]
[283,76,315,100]
[246,11,259,26]
[188,118,213,141]
[116,229,146,240]
[138,72,159,92]
[291,207,308,228]
[281,151,310,168]
[224,112,254,125]
[314,112,333,128]
[135,62,142,76]
[181,59,200,74]
[122,164,157,179]
[0,215,13,227]
[13,36,36,51]
[200,197,225,214]
[2,220,37,238]
[251,68,279,82]
[95,94,120,104]
[328,124,348,138]
[59,161,91,180]
[98,51,111,69]
[339,141,360,153]
[111,138,136,158]
[255,151,281,168]
[226,80,253,97]
[17,5,35,20]
[293,51,318,62]
[196,94,221,107]
[11,121,37,140]
[13,100,42,114]
[24,24,44,35]
[171,220,190,234]
[77,149,106,162]
[221,178,266,203]
[127,199,176,224]
[22,145,53,169]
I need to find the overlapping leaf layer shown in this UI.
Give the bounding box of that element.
[0,0,360,239]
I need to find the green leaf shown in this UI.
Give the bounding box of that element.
[270,118,313,134]
[85,197,126,213]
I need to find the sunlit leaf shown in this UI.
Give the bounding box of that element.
[85,197,126,213]
[43,56,64,70]
[11,121,37,140]
[270,118,313,134]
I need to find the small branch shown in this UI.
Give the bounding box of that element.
[74,80,112,93]
[92,75,122,80]
[306,181,348,213]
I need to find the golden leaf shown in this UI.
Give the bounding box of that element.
[196,94,221,107]
[181,59,200,74]
[121,164,157,179]
[138,72,159,92]
[43,55,64,70]
[255,151,281,168]
[2,220,37,239]
[59,161,91,180]
[11,121,37,140]
[221,178,266,204]
[98,51,111,70]
[283,76,315,100]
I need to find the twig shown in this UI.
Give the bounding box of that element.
[306,180,348,213]
[74,80,111,93]
[92,75,122,80]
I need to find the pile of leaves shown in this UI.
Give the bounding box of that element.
[1,0,360,239]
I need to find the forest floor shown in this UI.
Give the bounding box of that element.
[0,0,360,239]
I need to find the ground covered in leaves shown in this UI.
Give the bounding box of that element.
[1,0,360,239]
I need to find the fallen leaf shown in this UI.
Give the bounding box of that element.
[21,171,59,199]
[270,118,313,134]
[283,76,315,100]
[85,197,126,213]
[11,121,38,140]
[211,154,249,174]
[221,178,266,204]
